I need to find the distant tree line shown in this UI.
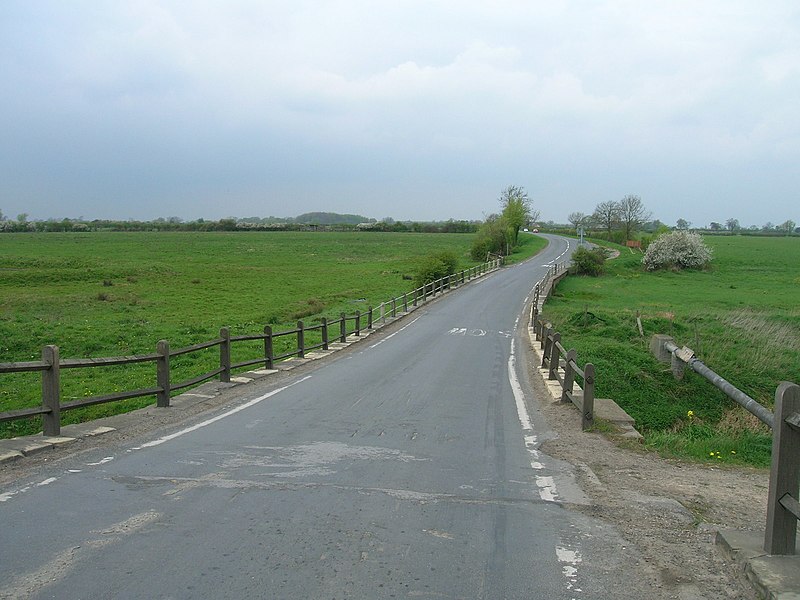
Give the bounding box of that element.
[0,210,479,234]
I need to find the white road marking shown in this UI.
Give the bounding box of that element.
[86,456,114,466]
[36,477,57,487]
[130,376,312,451]
[368,315,422,348]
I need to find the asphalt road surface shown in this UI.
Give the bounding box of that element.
[0,235,637,599]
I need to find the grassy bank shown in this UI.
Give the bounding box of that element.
[543,235,799,467]
[2,231,525,437]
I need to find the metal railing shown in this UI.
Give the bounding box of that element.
[652,335,799,556]
[0,258,503,437]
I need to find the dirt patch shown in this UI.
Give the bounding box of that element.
[525,338,767,599]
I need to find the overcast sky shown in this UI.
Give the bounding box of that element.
[1,1,798,227]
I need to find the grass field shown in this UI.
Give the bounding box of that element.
[544,235,800,467]
[0,231,547,437]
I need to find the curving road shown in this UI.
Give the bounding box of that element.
[0,234,633,599]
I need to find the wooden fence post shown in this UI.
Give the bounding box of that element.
[367,307,373,329]
[355,311,361,336]
[41,345,61,436]
[321,318,329,350]
[403,293,408,312]
[264,326,274,369]
[219,327,231,382]
[561,349,577,403]
[542,328,553,367]
[156,340,170,408]
[380,303,386,325]
[548,333,561,380]
[765,382,800,555]
[391,298,397,317]
[340,313,347,342]
[582,363,596,431]
[297,321,305,358]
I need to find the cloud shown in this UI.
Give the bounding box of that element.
[0,1,798,224]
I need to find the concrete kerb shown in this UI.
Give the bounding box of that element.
[0,267,499,465]
[716,529,800,600]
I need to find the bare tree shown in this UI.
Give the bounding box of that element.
[567,211,588,232]
[617,194,650,241]
[592,201,620,237]
[725,218,739,232]
[780,219,796,235]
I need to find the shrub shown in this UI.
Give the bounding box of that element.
[414,251,458,286]
[642,231,713,271]
[570,246,608,276]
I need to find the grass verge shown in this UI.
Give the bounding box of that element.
[543,235,799,467]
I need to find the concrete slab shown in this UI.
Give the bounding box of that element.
[0,449,24,464]
[230,376,253,384]
[0,436,77,457]
[594,398,636,426]
[276,358,311,371]
[250,369,279,376]
[716,529,800,600]
[59,424,116,438]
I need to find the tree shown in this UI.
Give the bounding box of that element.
[567,212,588,232]
[779,220,796,235]
[617,194,650,241]
[725,218,739,232]
[592,200,620,237]
[762,222,774,232]
[709,222,722,231]
[498,185,532,246]
[675,218,690,230]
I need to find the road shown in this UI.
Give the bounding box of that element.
[0,234,635,599]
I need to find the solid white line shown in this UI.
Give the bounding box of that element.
[130,376,312,450]
[368,315,422,349]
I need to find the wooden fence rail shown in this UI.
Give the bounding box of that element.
[0,258,502,437]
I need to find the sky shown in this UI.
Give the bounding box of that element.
[1,1,799,227]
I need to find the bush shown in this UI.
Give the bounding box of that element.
[470,215,510,260]
[414,251,459,286]
[642,231,713,271]
[570,246,608,276]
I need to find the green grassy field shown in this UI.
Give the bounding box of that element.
[0,231,547,437]
[544,235,800,467]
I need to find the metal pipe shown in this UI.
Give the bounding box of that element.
[665,341,774,428]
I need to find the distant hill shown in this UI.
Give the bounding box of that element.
[293,212,374,225]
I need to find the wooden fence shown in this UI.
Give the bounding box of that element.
[528,263,596,431]
[0,259,502,437]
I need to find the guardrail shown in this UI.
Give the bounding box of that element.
[0,258,502,437]
[652,335,799,556]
